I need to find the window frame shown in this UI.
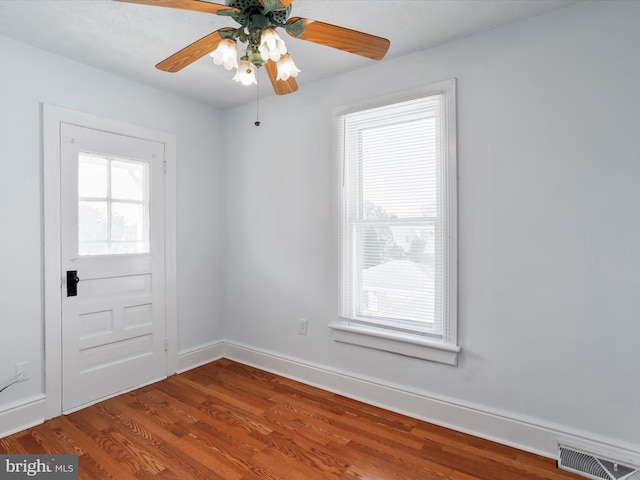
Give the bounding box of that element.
[331,79,460,366]
[77,152,151,256]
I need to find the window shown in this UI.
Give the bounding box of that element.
[332,80,459,365]
[78,153,150,256]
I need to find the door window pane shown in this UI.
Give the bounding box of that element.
[111,203,144,241]
[112,160,145,201]
[78,157,107,198]
[78,153,149,256]
[79,201,108,241]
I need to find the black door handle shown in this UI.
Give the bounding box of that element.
[66,270,80,297]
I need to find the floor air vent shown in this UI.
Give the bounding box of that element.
[558,445,640,480]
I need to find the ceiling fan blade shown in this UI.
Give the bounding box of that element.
[264,59,298,95]
[114,0,238,15]
[286,17,390,61]
[156,28,234,72]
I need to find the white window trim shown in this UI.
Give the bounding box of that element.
[331,79,460,366]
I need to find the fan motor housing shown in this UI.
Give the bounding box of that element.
[227,0,291,25]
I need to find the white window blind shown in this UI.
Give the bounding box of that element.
[335,81,458,363]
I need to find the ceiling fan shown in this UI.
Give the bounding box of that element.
[114,0,391,96]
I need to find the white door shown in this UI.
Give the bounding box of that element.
[60,123,167,412]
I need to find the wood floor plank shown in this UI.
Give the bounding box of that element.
[1,359,583,480]
[110,395,245,480]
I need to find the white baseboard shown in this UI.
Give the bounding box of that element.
[0,342,224,440]
[176,341,225,374]
[0,394,47,439]
[4,341,638,469]
[223,341,640,465]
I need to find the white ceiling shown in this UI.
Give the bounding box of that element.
[0,0,580,109]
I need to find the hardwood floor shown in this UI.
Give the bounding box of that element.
[1,359,582,480]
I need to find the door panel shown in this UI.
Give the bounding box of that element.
[60,124,167,412]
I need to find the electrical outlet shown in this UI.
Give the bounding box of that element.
[16,362,29,382]
[298,318,308,336]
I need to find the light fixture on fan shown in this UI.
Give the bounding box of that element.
[114,0,391,96]
[210,25,300,86]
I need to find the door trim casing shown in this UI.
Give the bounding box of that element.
[43,104,178,419]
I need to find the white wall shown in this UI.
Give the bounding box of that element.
[221,0,640,459]
[2,0,639,463]
[0,37,224,411]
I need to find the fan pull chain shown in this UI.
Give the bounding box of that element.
[255,68,261,127]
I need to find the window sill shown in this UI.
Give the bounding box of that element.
[329,321,460,366]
